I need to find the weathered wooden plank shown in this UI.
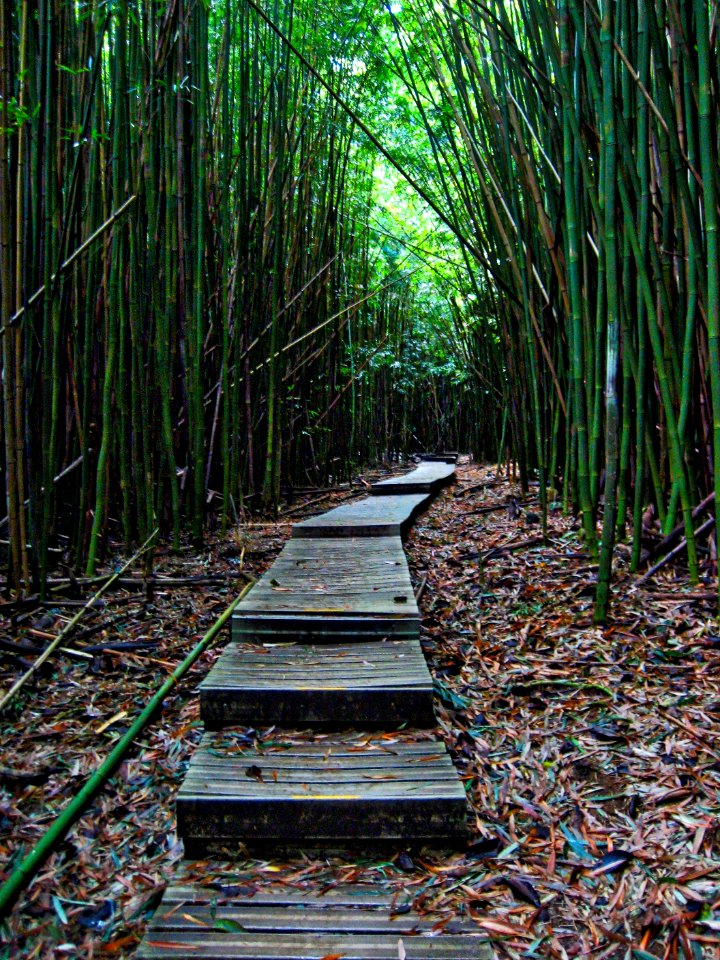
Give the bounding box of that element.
[146,907,478,935]
[160,885,396,906]
[139,892,476,935]
[135,885,498,960]
[370,462,456,496]
[420,452,459,463]
[231,538,419,643]
[200,639,435,728]
[187,755,448,772]
[137,934,496,960]
[195,730,443,755]
[177,732,467,847]
[292,493,431,539]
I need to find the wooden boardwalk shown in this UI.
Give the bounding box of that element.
[371,461,456,495]
[137,886,496,959]
[292,492,431,538]
[230,537,419,643]
[200,638,435,728]
[136,459,470,957]
[178,731,467,852]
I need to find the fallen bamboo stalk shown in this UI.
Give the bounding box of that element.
[0,581,253,920]
[0,530,158,714]
[479,536,544,562]
[36,570,252,591]
[642,492,716,564]
[280,493,333,517]
[636,516,716,586]
[414,575,429,603]
[454,479,502,498]
[2,197,136,334]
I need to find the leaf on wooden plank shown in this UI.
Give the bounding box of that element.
[182,912,208,927]
[319,954,346,960]
[148,943,198,951]
[391,904,412,916]
[245,764,263,781]
[212,918,247,933]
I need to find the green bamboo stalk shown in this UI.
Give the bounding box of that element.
[0,581,252,920]
[594,0,620,623]
[560,0,596,555]
[696,0,720,612]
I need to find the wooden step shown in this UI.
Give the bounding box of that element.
[371,462,456,496]
[420,452,459,463]
[200,639,436,729]
[177,731,468,851]
[136,885,495,959]
[292,493,431,539]
[231,537,419,643]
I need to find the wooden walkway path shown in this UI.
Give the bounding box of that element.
[293,492,431,538]
[230,537,419,643]
[137,885,496,959]
[136,457,496,958]
[200,639,435,728]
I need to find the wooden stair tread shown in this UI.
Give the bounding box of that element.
[231,538,419,642]
[419,452,458,463]
[177,732,467,845]
[200,639,435,728]
[136,885,495,960]
[370,462,455,496]
[292,493,431,538]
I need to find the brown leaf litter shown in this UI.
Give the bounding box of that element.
[1,460,719,958]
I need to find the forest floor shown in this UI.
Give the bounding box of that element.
[1,461,719,958]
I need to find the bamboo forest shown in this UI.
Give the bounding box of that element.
[2,0,720,956]
[0,0,719,617]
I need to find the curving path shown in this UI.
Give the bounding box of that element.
[136,457,498,958]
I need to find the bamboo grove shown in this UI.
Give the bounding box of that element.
[0,0,475,594]
[1,0,719,620]
[374,0,720,618]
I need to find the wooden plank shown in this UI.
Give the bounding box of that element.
[135,886,498,960]
[292,493,431,539]
[176,732,467,846]
[370,462,456,496]
[420,452,459,463]
[200,639,435,728]
[231,538,419,643]
[160,885,396,906]
[139,888,476,935]
[137,934,496,959]
[195,729,443,754]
